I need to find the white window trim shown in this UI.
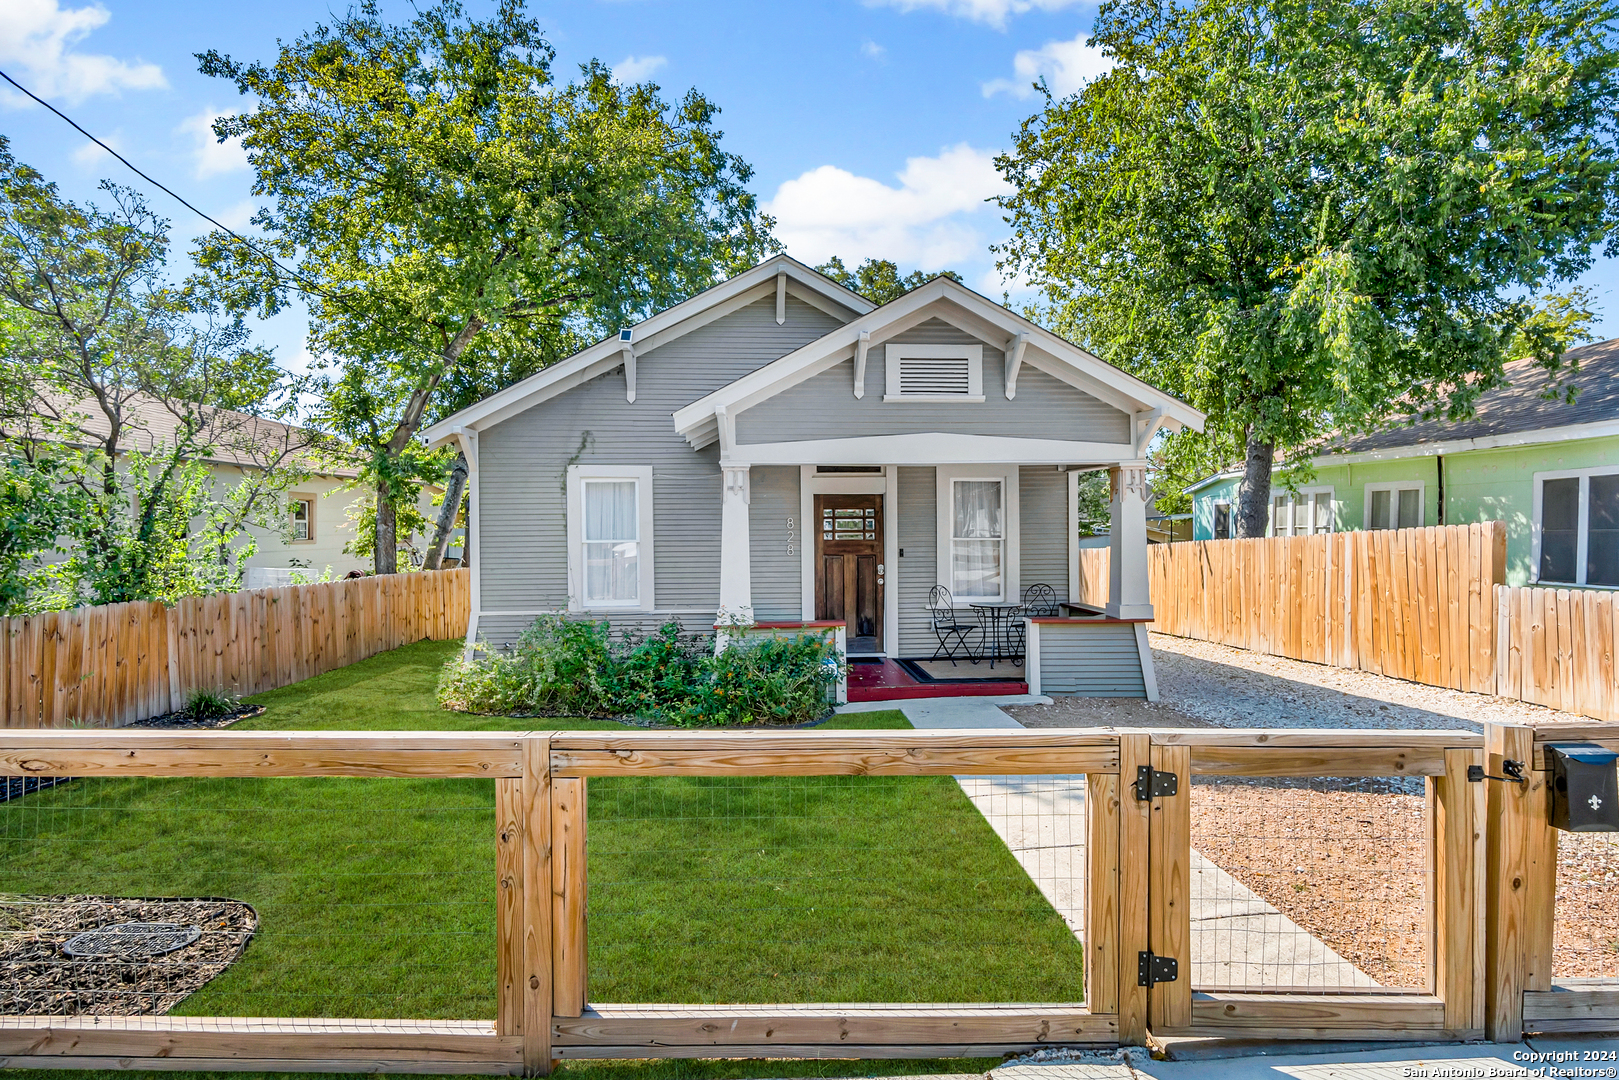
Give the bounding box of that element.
[566,465,655,612]
[884,343,985,403]
[1363,481,1426,531]
[1268,486,1335,537]
[1531,465,1619,588]
[937,465,1019,606]
[289,494,315,543]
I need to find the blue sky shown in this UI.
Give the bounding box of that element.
[3,0,1616,376]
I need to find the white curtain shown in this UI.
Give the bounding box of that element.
[952,480,1002,599]
[584,480,638,603]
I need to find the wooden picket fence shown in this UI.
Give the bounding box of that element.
[1077,521,1619,721]
[0,569,471,729]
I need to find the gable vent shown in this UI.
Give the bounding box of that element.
[898,356,972,396]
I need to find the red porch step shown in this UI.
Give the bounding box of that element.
[846,658,1027,702]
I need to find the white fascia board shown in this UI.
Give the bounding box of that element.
[672,276,1203,444]
[1309,418,1619,467]
[421,254,872,448]
[1183,470,1242,495]
[722,431,1138,468]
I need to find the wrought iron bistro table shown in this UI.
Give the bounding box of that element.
[969,602,1026,669]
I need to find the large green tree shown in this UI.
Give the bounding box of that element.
[995,0,1619,536]
[814,257,962,305]
[197,0,777,572]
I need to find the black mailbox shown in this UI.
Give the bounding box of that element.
[1547,743,1619,833]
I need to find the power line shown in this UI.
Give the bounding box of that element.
[0,65,336,306]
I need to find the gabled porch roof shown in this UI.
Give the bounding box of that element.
[671,276,1204,455]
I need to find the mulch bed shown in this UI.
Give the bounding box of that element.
[0,895,257,1015]
[1555,833,1619,979]
[1190,778,1430,987]
[132,703,264,730]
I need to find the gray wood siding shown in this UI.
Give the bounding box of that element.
[748,465,802,621]
[895,466,938,657]
[733,318,1131,445]
[1019,466,1069,605]
[476,295,846,626]
[474,611,715,650]
[1037,622,1146,696]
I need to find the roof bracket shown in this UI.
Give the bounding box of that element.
[854,331,871,399]
[621,344,636,404]
[775,267,787,325]
[1004,332,1029,400]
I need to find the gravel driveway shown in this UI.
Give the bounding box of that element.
[1007,631,1596,731]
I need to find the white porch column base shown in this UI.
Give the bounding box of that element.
[718,464,754,634]
[1105,462,1154,621]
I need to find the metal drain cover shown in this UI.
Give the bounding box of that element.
[62,922,202,959]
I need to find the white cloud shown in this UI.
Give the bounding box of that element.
[0,0,165,107]
[865,0,1082,29]
[983,32,1114,98]
[611,55,667,84]
[178,108,249,179]
[861,39,886,60]
[70,132,121,169]
[763,143,1012,270]
[212,199,257,232]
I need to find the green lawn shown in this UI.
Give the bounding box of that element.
[1,638,1083,1078]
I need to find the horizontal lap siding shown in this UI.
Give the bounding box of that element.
[474,611,717,650]
[1020,466,1069,604]
[477,295,846,631]
[733,318,1131,445]
[749,466,802,621]
[1038,623,1146,697]
[896,467,938,657]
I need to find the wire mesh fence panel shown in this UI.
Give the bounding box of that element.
[0,775,496,1024]
[1187,775,1429,991]
[1554,829,1619,982]
[585,772,1088,1004]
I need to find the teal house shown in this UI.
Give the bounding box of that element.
[1186,337,1619,587]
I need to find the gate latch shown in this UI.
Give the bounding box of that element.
[1135,765,1178,801]
[1467,760,1526,785]
[1138,951,1178,986]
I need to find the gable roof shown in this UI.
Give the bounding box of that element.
[420,254,874,448]
[1317,337,1619,459]
[671,275,1204,450]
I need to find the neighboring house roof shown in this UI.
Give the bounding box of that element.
[31,392,361,477]
[1184,470,1241,496]
[420,254,875,449]
[671,274,1204,452]
[1314,337,1619,461]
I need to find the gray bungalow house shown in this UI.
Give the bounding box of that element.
[421,255,1203,701]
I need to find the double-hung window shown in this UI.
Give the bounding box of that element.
[1271,489,1333,536]
[1365,483,1424,530]
[290,497,313,541]
[951,479,1004,602]
[1536,468,1619,587]
[568,466,654,611]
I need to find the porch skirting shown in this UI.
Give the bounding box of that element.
[1025,618,1157,700]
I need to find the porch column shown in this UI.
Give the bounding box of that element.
[1106,462,1153,620]
[718,464,754,627]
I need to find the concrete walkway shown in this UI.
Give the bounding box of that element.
[839,695,1376,989]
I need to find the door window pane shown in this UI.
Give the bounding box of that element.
[1213,503,1230,540]
[952,480,1002,600]
[583,479,639,604]
[1588,474,1619,587]
[1369,489,1392,530]
[1539,477,1579,584]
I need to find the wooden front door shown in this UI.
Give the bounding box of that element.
[814,494,884,653]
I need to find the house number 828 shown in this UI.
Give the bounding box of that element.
[785,516,796,555]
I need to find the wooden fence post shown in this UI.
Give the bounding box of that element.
[1147,741,1191,1035]
[521,735,555,1075]
[1085,769,1121,1016]
[1431,747,1485,1039]
[1117,733,1151,1045]
[551,776,587,1018]
[1484,722,1537,1041]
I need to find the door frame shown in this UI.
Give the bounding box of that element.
[800,466,899,655]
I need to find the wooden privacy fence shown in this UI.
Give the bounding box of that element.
[3,722,1614,1073]
[1078,522,1619,720]
[0,569,470,729]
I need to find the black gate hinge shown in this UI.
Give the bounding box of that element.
[1134,765,1179,801]
[1138,951,1178,986]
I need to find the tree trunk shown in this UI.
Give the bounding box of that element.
[374,480,398,575]
[1235,433,1275,538]
[422,454,468,571]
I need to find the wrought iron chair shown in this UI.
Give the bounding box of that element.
[928,585,982,665]
[1021,583,1059,617]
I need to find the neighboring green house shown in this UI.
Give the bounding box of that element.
[1185,337,1619,587]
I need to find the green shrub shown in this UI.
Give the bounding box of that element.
[437,615,843,726]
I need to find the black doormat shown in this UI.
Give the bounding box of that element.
[895,658,1026,684]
